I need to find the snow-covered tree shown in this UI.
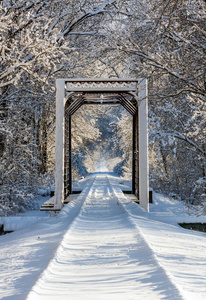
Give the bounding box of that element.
[0,0,121,214]
[125,0,206,203]
[1,0,205,214]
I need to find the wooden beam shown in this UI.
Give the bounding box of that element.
[64,112,72,198]
[65,78,138,92]
[54,79,65,210]
[66,96,84,115]
[139,79,149,212]
[119,95,137,116]
[132,112,139,198]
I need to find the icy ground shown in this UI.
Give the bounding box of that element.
[0,174,206,300]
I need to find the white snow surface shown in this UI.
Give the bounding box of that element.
[95,157,109,172]
[0,173,206,300]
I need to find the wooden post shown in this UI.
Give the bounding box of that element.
[68,115,72,194]
[132,112,139,198]
[54,79,65,209]
[64,110,72,198]
[132,116,136,194]
[139,79,149,212]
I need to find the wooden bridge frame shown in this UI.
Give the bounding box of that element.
[54,78,149,211]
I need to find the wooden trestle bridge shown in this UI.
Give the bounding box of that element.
[49,78,148,212]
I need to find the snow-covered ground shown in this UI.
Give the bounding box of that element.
[95,157,109,173]
[0,173,206,300]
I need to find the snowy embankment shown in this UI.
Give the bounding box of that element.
[0,174,206,300]
[26,176,182,300]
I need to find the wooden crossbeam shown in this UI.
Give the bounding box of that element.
[65,78,138,92]
[119,95,137,116]
[66,96,84,116]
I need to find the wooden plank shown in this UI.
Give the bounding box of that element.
[124,194,139,203]
[40,207,61,211]
[119,98,137,116]
[65,79,138,92]
[66,96,84,115]
[132,112,139,198]
[65,78,138,82]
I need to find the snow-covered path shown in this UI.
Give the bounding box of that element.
[27,175,182,300]
[1,173,206,300]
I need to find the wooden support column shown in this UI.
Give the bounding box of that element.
[139,79,149,212]
[132,112,139,198]
[54,79,65,209]
[64,111,72,198]
[68,116,72,194]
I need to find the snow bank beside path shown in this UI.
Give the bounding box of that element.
[109,176,206,300]
[0,179,94,300]
[0,216,49,232]
[149,191,206,225]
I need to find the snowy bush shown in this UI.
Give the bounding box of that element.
[0,186,38,217]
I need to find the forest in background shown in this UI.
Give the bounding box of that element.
[0,0,205,215]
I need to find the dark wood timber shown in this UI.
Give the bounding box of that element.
[66,96,84,116]
[132,111,139,199]
[64,105,72,199]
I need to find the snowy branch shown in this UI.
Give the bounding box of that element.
[167,131,205,155]
[56,0,116,42]
[99,59,120,78]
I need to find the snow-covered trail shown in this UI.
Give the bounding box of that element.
[27,175,182,300]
